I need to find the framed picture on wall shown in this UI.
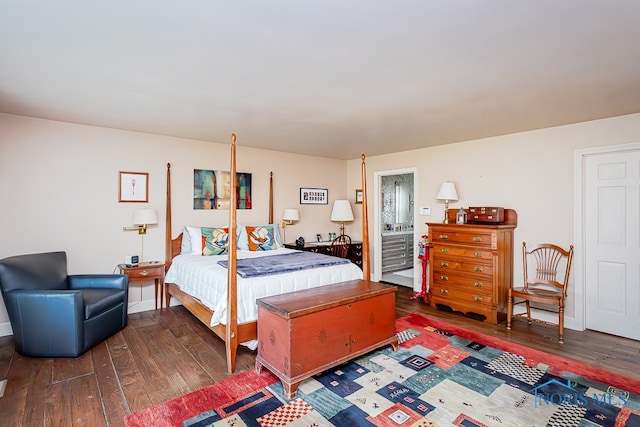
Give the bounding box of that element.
[119,171,149,203]
[300,188,328,205]
[193,169,252,210]
[355,189,363,204]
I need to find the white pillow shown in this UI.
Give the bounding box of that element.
[180,226,192,254]
[181,225,248,254]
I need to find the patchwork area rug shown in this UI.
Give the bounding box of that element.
[125,313,640,426]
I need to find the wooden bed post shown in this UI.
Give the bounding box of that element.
[361,154,370,281]
[165,163,172,271]
[226,133,239,373]
[163,137,276,375]
[269,171,273,224]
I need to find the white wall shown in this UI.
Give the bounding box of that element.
[0,114,350,332]
[3,112,640,336]
[347,112,640,328]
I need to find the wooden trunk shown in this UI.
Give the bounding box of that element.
[255,280,398,398]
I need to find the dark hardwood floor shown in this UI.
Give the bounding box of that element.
[0,286,638,426]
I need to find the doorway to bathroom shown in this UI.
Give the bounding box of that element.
[374,169,416,287]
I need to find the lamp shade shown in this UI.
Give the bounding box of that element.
[436,182,458,201]
[133,209,158,225]
[331,200,354,222]
[282,208,299,221]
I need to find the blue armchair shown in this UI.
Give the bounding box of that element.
[0,251,129,357]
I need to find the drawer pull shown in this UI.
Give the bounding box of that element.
[440,261,449,267]
[440,248,449,254]
[473,252,483,257]
[473,266,484,272]
[440,289,449,295]
[472,237,483,242]
[439,275,448,281]
[438,234,449,239]
[140,271,149,276]
[473,296,483,302]
[473,281,484,287]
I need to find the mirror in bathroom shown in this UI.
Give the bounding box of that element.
[395,182,411,224]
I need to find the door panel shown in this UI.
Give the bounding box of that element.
[585,150,640,339]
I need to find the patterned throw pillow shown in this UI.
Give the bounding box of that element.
[246,225,276,251]
[238,224,284,250]
[201,227,229,255]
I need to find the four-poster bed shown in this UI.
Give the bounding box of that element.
[163,135,387,373]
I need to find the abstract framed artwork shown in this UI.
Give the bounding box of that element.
[300,188,328,205]
[119,171,149,203]
[193,169,252,210]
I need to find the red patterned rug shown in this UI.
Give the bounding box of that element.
[124,313,640,426]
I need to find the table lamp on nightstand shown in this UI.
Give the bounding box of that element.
[331,200,354,236]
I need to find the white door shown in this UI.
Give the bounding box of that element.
[584,149,640,339]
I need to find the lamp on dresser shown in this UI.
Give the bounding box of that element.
[331,200,354,237]
[281,208,299,244]
[436,182,458,224]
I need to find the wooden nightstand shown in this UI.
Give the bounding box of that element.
[118,262,166,310]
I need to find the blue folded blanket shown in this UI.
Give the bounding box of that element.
[217,251,350,278]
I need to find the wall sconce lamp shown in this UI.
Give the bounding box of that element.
[331,200,354,236]
[281,208,299,244]
[123,208,158,262]
[436,182,458,224]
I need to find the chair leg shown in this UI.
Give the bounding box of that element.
[525,301,532,324]
[507,295,513,330]
[559,306,565,344]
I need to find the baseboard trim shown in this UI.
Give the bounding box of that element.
[0,322,12,337]
[512,307,578,331]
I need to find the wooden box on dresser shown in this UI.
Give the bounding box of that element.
[427,209,517,324]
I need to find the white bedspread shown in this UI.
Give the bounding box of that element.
[165,248,363,347]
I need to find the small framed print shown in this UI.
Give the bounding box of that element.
[119,171,149,203]
[300,187,328,205]
[355,189,363,204]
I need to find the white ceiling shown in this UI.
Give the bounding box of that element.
[2,1,640,160]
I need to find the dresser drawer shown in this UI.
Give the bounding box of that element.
[382,240,409,255]
[382,234,410,244]
[431,229,496,249]
[432,271,492,295]
[382,244,409,256]
[431,284,493,305]
[432,255,493,277]
[126,266,164,280]
[431,244,493,261]
[382,256,409,271]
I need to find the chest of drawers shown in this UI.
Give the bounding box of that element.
[381,233,414,273]
[427,209,516,323]
[284,241,363,270]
